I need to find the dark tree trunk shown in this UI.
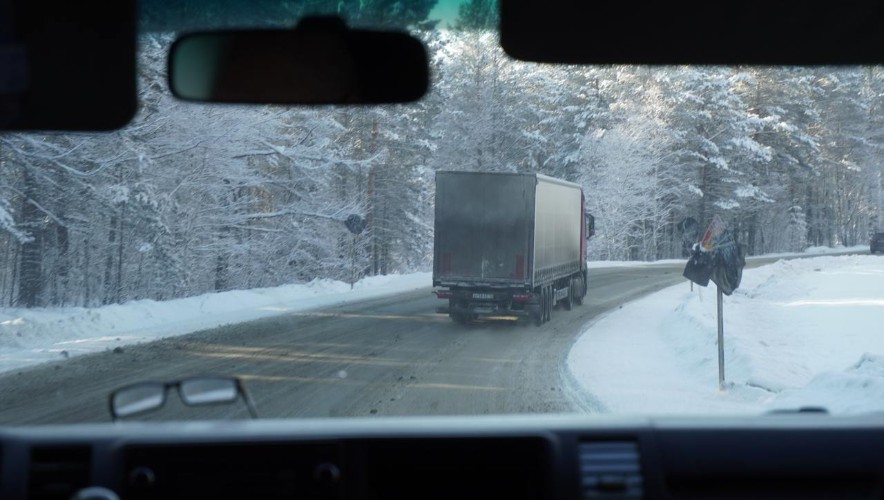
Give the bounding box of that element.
[115,206,125,303]
[54,223,69,305]
[104,215,117,305]
[83,238,91,306]
[215,254,229,291]
[16,173,44,308]
[746,212,757,255]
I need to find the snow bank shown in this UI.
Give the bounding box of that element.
[0,273,431,375]
[568,255,884,415]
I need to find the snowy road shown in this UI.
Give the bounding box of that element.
[0,252,863,424]
[0,264,691,424]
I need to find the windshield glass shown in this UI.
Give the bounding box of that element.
[1,0,883,424]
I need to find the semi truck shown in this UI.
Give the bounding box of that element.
[432,171,594,325]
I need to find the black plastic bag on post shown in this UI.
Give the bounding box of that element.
[683,245,714,286]
[708,231,747,295]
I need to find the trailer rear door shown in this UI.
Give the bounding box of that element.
[434,172,534,284]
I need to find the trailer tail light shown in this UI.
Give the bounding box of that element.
[435,291,452,299]
[514,254,525,279]
[512,293,532,302]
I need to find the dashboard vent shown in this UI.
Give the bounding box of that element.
[27,445,92,500]
[579,441,643,499]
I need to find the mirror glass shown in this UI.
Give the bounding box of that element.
[169,18,428,104]
[179,378,238,405]
[112,383,165,418]
[585,214,596,238]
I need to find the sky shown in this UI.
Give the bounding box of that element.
[1,245,881,416]
[429,0,466,29]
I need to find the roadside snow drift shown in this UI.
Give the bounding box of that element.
[0,273,431,375]
[568,255,884,415]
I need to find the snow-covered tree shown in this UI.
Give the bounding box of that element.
[3,28,884,308]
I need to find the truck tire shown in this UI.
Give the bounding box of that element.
[563,279,573,311]
[574,275,585,306]
[546,285,559,321]
[534,288,545,326]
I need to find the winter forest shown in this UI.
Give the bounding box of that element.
[2,0,883,308]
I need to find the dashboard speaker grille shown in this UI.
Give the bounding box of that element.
[27,445,91,500]
[579,441,643,499]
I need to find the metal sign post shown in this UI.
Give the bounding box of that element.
[717,286,725,390]
[682,215,745,392]
[345,214,367,289]
[350,234,357,290]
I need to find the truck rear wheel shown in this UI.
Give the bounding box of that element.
[533,301,543,326]
[536,287,549,325]
[574,275,585,306]
[563,279,573,311]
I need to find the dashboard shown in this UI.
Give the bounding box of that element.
[3,414,884,499]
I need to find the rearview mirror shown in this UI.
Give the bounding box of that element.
[168,17,429,105]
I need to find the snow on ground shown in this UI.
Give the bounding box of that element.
[0,242,872,414]
[568,253,884,415]
[584,244,867,268]
[0,273,431,376]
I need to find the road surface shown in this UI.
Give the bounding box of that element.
[0,253,859,424]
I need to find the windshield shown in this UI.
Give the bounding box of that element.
[1,0,883,424]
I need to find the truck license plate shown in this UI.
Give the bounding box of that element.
[472,293,494,299]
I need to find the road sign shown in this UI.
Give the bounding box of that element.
[683,215,746,295]
[681,215,748,390]
[345,214,367,235]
